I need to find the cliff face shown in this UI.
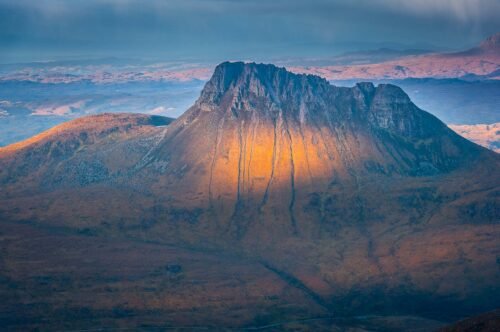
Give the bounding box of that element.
[0,62,499,327]
[132,62,486,239]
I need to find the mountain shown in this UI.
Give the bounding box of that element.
[1,62,499,330]
[290,33,500,80]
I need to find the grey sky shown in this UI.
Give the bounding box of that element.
[1,0,499,63]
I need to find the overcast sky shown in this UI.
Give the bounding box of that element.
[1,0,499,63]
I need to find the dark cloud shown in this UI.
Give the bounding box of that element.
[1,0,499,62]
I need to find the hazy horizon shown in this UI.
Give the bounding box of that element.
[1,0,500,63]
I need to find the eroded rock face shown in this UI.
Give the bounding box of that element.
[0,62,499,326]
[146,62,483,232]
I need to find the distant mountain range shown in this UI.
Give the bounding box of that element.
[1,34,498,84]
[272,47,434,67]
[290,33,500,80]
[1,62,499,330]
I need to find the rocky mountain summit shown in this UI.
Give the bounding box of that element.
[0,62,499,330]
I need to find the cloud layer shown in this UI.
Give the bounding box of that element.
[1,0,499,62]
